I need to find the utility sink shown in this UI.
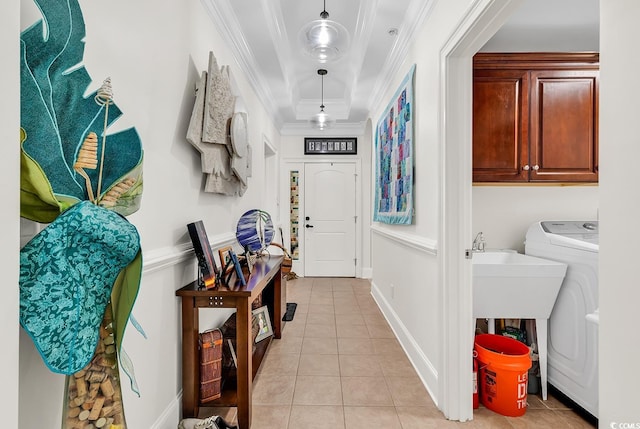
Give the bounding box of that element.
[472,251,567,319]
[472,250,567,401]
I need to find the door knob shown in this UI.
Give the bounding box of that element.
[532,164,540,171]
[305,224,314,228]
[523,165,530,171]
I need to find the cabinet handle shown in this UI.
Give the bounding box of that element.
[532,165,540,171]
[523,165,530,171]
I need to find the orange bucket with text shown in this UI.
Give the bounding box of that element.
[474,334,531,417]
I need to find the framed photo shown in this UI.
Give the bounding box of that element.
[252,305,273,343]
[218,246,233,273]
[187,221,219,288]
[304,137,357,155]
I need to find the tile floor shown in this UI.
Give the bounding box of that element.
[203,277,596,428]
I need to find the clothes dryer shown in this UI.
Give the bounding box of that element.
[525,221,598,418]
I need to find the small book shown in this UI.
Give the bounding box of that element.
[229,249,246,286]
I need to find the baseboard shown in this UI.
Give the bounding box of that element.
[150,393,181,429]
[370,280,439,403]
[361,267,373,279]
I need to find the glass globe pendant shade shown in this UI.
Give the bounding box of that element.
[309,108,335,130]
[299,10,349,63]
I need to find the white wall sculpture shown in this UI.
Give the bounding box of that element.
[186,52,251,196]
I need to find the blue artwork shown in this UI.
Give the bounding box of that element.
[374,65,415,224]
[236,209,275,252]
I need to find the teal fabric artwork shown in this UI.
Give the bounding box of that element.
[374,64,415,224]
[20,0,143,223]
[19,201,140,375]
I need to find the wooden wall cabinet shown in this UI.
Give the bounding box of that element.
[473,53,599,183]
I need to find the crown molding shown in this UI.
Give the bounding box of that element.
[200,0,285,130]
[367,0,437,112]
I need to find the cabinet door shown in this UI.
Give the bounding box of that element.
[529,70,599,182]
[473,70,530,182]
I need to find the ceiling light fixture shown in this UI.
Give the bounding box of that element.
[299,0,350,63]
[309,69,335,130]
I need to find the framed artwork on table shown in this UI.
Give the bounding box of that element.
[187,220,219,288]
[252,305,273,343]
[218,246,233,273]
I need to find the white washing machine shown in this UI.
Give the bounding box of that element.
[525,221,598,418]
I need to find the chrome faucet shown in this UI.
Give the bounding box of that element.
[472,232,486,252]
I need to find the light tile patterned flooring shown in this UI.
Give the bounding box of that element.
[203,277,596,428]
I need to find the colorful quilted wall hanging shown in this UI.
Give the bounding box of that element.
[374,65,416,224]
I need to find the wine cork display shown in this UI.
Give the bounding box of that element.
[63,304,127,429]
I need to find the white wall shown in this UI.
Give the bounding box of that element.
[599,1,640,425]
[473,186,599,252]
[0,1,20,427]
[368,0,481,405]
[18,0,280,427]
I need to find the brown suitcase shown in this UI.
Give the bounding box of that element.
[199,328,223,402]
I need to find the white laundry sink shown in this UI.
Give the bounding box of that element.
[472,251,567,319]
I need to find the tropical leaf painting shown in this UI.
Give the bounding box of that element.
[20,0,143,222]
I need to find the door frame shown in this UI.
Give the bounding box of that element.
[438,0,519,421]
[280,158,362,278]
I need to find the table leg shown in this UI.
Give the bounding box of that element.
[181,297,199,417]
[273,267,283,339]
[236,299,252,429]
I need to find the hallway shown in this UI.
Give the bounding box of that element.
[202,277,596,428]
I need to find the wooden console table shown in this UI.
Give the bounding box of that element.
[176,255,285,429]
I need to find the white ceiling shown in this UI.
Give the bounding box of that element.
[202,0,599,136]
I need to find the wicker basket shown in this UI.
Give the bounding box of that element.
[269,242,292,274]
[199,328,223,402]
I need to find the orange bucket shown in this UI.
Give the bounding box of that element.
[474,334,531,417]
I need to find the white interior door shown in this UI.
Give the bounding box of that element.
[304,162,356,277]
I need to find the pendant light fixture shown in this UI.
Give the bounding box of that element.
[309,69,335,130]
[299,0,350,63]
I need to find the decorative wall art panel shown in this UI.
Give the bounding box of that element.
[186,52,251,196]
[374,65,416,225]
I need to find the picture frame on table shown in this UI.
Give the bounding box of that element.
[186,220,219,289]
[252,305,273,343]
[218,246,233,274]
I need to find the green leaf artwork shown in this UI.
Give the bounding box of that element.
[20,0,143,223]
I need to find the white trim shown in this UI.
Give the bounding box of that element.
[143,232,237,275]
[367,0,437,115]
[150,393,181,429]
[438,0,520,421]
[361,267,373,279]
[370,224,438,255]
[370,280,439,403]
[200,0,284,129]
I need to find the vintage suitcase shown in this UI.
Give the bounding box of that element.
[199,328,223,402]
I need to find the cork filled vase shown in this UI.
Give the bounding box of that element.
[62,303,127,429]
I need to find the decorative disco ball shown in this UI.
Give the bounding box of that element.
[235,209,274,253]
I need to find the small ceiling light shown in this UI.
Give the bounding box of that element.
[299,0,350,63]
[388,28,399,37]
[309,69,335,130]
